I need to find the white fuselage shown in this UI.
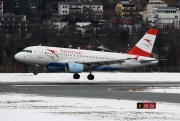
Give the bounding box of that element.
[15,46,158,70]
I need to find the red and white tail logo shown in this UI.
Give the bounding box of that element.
[126,29,158,57]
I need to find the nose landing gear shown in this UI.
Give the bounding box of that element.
[33,65,39,75]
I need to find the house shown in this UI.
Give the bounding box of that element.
[28,0,40,12]
[58,1,103,18]
[109,16,141,31]
[151,7,180,28]
[75,18,99,34]
[58,2,81,15]
[82,1,103,17]
[115,0,136,17]
[43,17,68,35]
[142,0,167,21]
[46,17,65,34]
[0,13,30,37]
[44,16,100,35]
[0,0,3,15]
[113,0,141,31]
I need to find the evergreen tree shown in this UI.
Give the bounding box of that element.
[0,45,3,66]
[22,64,29,73]
[4,0,31,17]
[119,30,129,47]
[3,0,17,13]
[0,33,5,66]
[41,0,47,10]
[15,0,31,16]
[40,11,47,21]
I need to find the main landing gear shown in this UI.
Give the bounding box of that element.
[33,65,39,75]
[87,73,94,80]
[73,73,94,80]
[73,73,80,79]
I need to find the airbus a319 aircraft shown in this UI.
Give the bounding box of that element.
[15,29,160,80]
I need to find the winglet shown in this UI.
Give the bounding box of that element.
[126,29,158,57]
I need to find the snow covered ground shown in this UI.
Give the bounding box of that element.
[0,93,180,121]
[0,72,180,82]
[131,87,180,94]
[0,72,180,121]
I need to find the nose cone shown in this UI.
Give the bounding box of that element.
[14,53,22,62]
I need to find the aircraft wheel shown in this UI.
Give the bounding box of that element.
[87,74,94,80]
[33,65,39,75]
[33,71,38,75]
[73,73,80,79]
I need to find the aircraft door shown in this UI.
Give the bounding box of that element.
[38,48,43,58]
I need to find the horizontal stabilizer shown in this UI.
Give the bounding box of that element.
[139,59,166,63]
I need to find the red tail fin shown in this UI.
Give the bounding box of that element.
[126,29,158,57]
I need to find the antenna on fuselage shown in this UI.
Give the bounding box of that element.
[39,44,41,46]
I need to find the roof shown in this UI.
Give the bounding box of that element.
[48,17,61,22]
[27,0,40,4]
[84,18,98,24]
[0,20,29,22]
[58,2,81,5]
[73,18,83,22]
[157,7,177,10]
[58,1,103,5]
[122,4,135,7]
[121,1,130,5]
[61,18,74,23]
[109,17,138,25]
[0,15,25,18]
[82,2,103,5]
[44,17,99,25]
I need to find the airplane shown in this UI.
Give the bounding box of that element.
[14,28,159,80]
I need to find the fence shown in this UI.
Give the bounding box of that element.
[0,65,45,73]
[0,65,180,73]
[128,65,180,73]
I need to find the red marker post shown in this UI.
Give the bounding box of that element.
[137,102,156,109]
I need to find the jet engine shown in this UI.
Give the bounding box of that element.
[45,66,61,72]
[65,62,84,73]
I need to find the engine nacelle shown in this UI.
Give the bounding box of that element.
[45,66,61,72]
[65,62,84,73]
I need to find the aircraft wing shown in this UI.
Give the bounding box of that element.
[75,58,134,68]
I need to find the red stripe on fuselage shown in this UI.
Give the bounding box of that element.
[126,46,150,57]
[146,29,158,36]
[47,49,59,57]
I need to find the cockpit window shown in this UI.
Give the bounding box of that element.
[21,50,32,53]
[21,50,26,52]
